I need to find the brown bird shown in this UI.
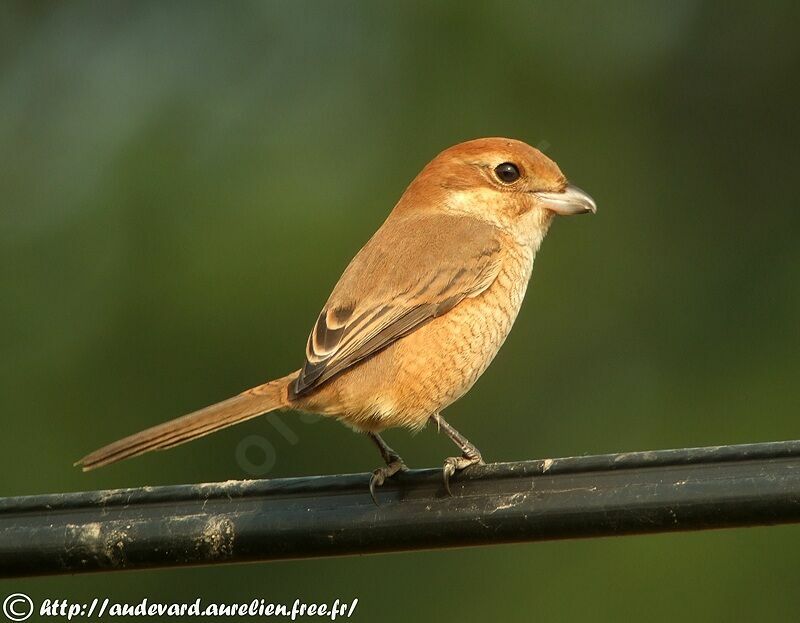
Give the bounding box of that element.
[76,137,596,500]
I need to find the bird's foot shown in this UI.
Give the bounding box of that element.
[442,451,484,496]
[369,459,408,505]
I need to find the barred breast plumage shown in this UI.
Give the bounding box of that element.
[295,238,535,432]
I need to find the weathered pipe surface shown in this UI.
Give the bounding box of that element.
[3,440,800,577]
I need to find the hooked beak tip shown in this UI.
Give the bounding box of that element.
[535,184,597,216]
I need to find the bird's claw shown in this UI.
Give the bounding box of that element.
[369,460,408,505]
[442,453,484,496]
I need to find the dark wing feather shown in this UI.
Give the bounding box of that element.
[293,213,504,396]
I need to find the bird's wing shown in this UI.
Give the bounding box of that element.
[293,213,505,395]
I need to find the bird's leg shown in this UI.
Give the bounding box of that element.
[368,432,408,505]
[431,413,485,496]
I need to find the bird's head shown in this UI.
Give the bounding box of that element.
[397,137,596,245]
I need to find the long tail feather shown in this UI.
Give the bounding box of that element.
[75,372,298,471]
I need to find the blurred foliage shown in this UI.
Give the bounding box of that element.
[2,0,800,620]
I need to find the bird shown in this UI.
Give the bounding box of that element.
[76,137,596,501]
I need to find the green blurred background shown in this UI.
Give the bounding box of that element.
[3,0,800,620]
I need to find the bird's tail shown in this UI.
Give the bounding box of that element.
[75,371,299,471]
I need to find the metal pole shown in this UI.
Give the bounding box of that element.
[3,439,800,578]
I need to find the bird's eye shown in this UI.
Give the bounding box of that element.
[494,162,520,184]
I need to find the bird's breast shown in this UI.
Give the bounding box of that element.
[367,245,535,429]
[295,244,536,432]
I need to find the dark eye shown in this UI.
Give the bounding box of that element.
[494,162,520,184]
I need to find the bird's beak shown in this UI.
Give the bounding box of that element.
[534,184,597,216]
